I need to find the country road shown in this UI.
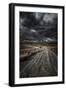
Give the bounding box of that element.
[20,47,57,78]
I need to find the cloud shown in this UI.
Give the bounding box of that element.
[20,12,57,41]
[43,14,57,23]
[31,29,36,33]
[35,13,43,20]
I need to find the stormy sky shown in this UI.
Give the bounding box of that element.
[20,12,58,41]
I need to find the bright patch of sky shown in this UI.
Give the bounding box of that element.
[43,14,56,23]
[31,29,36,32]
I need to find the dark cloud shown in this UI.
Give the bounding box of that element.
[20,12,58,41]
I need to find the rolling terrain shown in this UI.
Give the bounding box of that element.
[20,42,57,78]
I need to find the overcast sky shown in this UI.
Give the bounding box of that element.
[20,12,58,41]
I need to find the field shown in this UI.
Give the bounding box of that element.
[20,41,58,78]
